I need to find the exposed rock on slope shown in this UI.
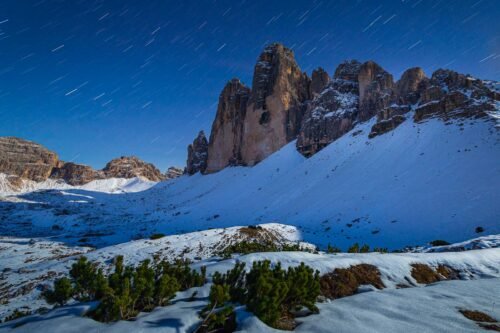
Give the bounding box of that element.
[310,67,330,97]
[414,69,497,121]
[103,156,164,181]
[186,131,208,175]
[0,137,59,182]
[395,67,426,105]
[206,79,250,173]
[165,166,183,180]
[240,43,310,166]
[297,62,360,157]
[357,61,395,122]
[50,162,104,185]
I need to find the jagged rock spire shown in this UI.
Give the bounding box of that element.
[240,42,311,166]
[206,78,250,173]
[186,130,208,175]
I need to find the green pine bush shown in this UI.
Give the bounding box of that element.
[44,277,73,306]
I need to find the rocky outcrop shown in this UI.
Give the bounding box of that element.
[50,162,104,185]
[0,137,59,182]
[334,60,361,81]
[357,61,394,121]
[164,166,183,180]
[186,131,208,175]
[414,69,497,122]
[0,137,165,184]
[310,67,330,96]
[103,156,164,181]
[206,79,250,173]
[240,43,311,166]
[395,67,426,105]
[297,61,361,157]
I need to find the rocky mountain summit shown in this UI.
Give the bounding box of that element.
[186,42,499,174]
[0,137,59,182]
[102,156,164,182]
[0,137,166,186]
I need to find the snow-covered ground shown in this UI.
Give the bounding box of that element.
[1,225,499,324]
[2,278,498,333]
[1,242,499,332]
[1,116,498,249]
[0,223,313,320]
[0,174,157,197]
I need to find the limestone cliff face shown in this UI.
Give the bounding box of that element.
[357,61,395,121]
[0,137,59,182]
[206,79,250,173]
[240,43,310,166]
[297,61,360,157]
[414,69,497,121]
[310,67,330,97]
[395,67,426,105]
[190,42,499,172]
[186,131,208,175]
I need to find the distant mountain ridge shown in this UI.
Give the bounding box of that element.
[0,136,178,187]
[186,42,499,174]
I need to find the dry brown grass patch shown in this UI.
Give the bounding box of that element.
[320,264,385,299]
[411,264,442,284]
[411,263,461,284]
[459,309,497,323]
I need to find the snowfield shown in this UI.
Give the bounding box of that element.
[1,116,498,249]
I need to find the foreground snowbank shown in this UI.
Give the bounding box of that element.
[1,264,499,333]
[1,226,499,326]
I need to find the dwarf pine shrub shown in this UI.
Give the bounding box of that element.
[43,255,206,322]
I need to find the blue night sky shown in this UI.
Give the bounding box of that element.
[0,0,499,170]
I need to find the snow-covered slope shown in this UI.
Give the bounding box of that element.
[0,174,157,196]
[1,116,498,249]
